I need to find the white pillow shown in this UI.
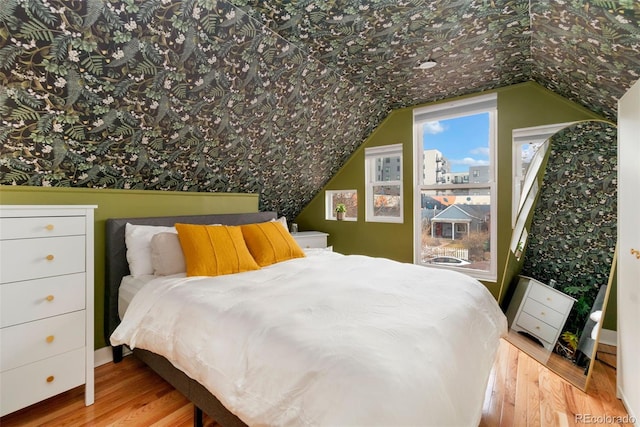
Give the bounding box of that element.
[125,223,176,276]
[150,232,186,276]
[271,216,288,232]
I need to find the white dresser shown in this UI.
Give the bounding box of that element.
[506,275,576,351]
[0,205,96,416]
[292,231,329,249]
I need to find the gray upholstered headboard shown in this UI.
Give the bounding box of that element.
[104,211,277,354]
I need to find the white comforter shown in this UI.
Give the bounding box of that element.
[111,251,507,426]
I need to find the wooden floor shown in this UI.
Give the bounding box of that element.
[1,339,630,427]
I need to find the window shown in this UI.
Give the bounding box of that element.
[326,190,357,221]
[413,94,497,280]
[511,122,575,225]
[365,144,403,223]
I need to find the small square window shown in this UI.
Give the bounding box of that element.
[325,190,357,221]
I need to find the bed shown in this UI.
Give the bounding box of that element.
[105,212,507,426]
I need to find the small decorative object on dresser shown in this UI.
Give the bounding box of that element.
[0,205,96,416]
[291,231,329,249]
[505,275,576,351]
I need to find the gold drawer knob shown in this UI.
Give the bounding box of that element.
[46,375,55,383]
[46,254,55,261]
[535,326,541,330]
[46,335,55,343]
[546,297,552,301]
[540,312,545,316]
[46,295,55,302]
[45,224,54,231]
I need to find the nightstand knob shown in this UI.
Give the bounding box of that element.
[46,254,55,261]
[540,312,545,316]
[46,335,55,343]
[535,326,541,330]
[45,224,54,231]
[46,376,55,383]
[546,297,552,301]
[46,295,55,302]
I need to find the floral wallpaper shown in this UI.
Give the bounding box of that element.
[0,0,386,218]
[521,121,617,335]
[1,0,638,219]
[233,0,533,110]
[530,0,640,121]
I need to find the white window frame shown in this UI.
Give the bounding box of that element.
[413,93,497,281]
[365,144,403,223]
[325,189,358,221]
[511,122,576,226]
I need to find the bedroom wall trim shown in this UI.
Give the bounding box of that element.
[0,186,260,349]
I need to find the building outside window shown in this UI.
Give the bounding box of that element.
[413,94,497,280]
[365,144,403,223]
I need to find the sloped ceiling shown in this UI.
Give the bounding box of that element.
[1,0,638,219]
[236,0,639,119]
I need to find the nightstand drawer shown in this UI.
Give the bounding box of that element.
[292,231,328,249]
[0,273,85,327]
[0,348,85,417]
[527,283,573,314]
[516,312,558,344]
[1,311,85,372]
[0,236,85,283]
[0,216,85,240]
[521,298,565,328]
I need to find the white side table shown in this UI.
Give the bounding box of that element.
[292,231,329,249]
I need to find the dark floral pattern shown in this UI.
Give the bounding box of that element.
[0,0,386,218]
[531,0,640,121]
[522,121,617,335]
[0,0,638,219]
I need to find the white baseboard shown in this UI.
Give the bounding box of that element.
[94,346,132,367]
[616,385,639,427]
[598,328,617,347]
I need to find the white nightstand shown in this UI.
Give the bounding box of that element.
[292,231,329,249]
[506,275,576,351]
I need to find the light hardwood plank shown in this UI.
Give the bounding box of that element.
[1,340,630,427]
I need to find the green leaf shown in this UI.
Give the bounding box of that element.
[27,0,57,26]
[0,45,21,70]
[51,34,72,62]
[83,0,104,28]
[138,0,161,23]
[18,19,54,42]
[81,55,104,75]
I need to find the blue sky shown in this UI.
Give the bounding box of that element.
[422,112,490,173]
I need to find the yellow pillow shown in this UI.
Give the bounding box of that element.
[175,224,259,277]
[241,221,305,267]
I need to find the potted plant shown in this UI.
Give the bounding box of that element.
[335,203,347,221]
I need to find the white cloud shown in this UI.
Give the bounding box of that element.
[451,157,489,167]
[470,146,490,156]
[423,121,445,134]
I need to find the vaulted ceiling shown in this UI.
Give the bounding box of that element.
[234,0,640,120]
[1,0,638,218]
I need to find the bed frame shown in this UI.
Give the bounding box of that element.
[105,211,277,427]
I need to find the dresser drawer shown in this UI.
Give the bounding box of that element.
[1,311,85,372]
[516,311,559,344]
[527,282,573,314]
[0,216,85,240]
[0,273,85,328]
[0,348,85,417]
[0,236,85,283]
[521,297,565,329]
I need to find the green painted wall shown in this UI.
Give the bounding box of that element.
[0,186,258,349]
[296,82,603,300]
